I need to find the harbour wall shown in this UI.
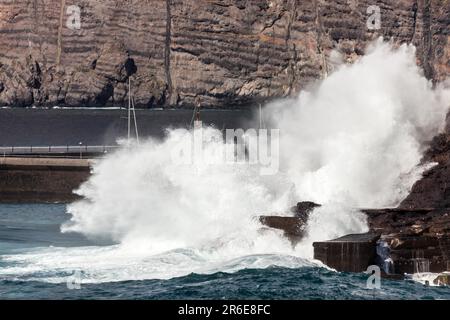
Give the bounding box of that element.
[0,157,91,203]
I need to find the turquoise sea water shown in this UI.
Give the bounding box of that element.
[0,204,449,300]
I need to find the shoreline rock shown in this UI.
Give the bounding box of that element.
[259,202,450,276]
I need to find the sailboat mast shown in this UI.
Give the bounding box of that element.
[131,96,139,144]
[127,77,131,142]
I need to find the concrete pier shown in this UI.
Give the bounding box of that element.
[0,157,91,203]
[313,233,381,273]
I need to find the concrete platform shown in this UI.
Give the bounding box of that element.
[0,157,91,203]
[0,157,91,168]
[313,232,381,273]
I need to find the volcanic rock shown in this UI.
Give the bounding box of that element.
[260,204,450,275]
[400,133,450,209]
[259,201,321,244]
[259,216,305,245]
[0,0,448,108]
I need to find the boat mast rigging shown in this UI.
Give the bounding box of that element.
[127,76,140,145]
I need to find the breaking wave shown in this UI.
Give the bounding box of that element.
[1,39,449,283]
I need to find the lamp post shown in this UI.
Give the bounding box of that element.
[79,142,83,159]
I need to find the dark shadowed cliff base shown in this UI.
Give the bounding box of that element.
[0,0,448,109]
[401,129,450,209]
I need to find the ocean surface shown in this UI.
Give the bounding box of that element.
[0,204,449,300]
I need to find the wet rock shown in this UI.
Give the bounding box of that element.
[291,201,321,218]
[364,208,450,238]
[400,134,450,209]
[366,208,450,274]
[261,205,450,274]
[259,202,321,244]
[259,216,305,245]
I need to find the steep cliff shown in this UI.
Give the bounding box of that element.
[0,0,448,108]
[400,130,450,209]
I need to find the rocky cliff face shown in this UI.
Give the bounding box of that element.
[400,130,450,209]
[0,0,448,108]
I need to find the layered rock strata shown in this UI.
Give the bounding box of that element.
[0,0,448,108]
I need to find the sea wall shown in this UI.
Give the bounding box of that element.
[0,157,91,202]
[0,0,448,108]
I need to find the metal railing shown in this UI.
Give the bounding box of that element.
[0,145,120,159]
